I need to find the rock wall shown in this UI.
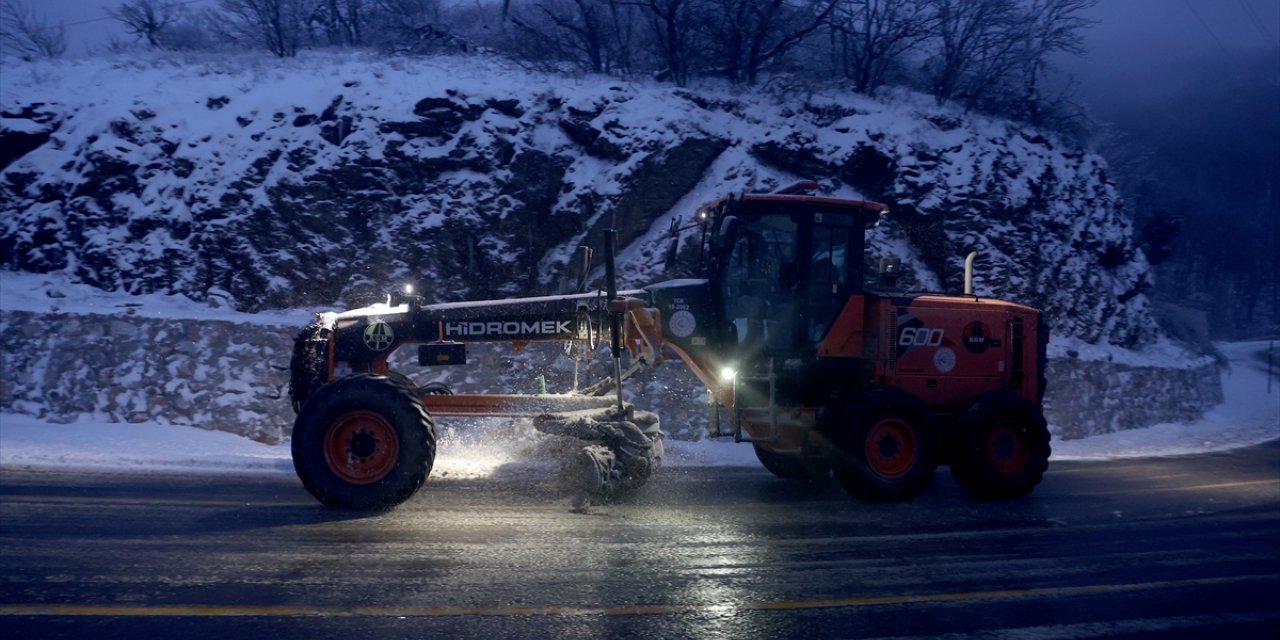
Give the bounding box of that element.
[0,310,295,443]
[1045,357,1224,440]
[0,309,1223,442]
[2,55,1158,351]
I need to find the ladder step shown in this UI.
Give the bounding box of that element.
[731,357,780,444]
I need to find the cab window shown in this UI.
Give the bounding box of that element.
[806,221,857,342]
[721,215,798,350]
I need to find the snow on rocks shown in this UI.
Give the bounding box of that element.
[5,51,1155,349]
[0,50,1226,442]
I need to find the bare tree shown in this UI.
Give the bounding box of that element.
[632,0,696,84]
[166,10,222,50]
[506,0,641,74]
[215,0,310,57]
[0,0,68,59]
[366,0,473,53]
[605,0,643,72]
[109,0,186,49]
[696,0,839,84]
[1013,0,1095,126]
[921,0,1020,109]
[313,0,367,46]
[535,0,608,72]
[831,0,928,93]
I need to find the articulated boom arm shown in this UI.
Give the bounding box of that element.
[289,288,666,414]
[286,277,674,507]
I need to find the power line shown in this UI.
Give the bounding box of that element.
[58,0,216,29]
[1238,0,1279,47]
[1181,0,1243,69]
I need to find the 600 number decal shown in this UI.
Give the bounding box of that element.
[899,326,945,347]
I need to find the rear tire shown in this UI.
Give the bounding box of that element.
[825,388,937,502]
[753,444,831,481]
[292,374,435,510]
[949,391,1050,499]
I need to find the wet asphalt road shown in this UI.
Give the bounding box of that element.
[1,441,1278,640]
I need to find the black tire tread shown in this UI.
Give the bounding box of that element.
[949,391,1051,499]
[825,387,938,502]
[292,374,435,510]
[753,444,832,481]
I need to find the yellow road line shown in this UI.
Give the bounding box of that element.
[1078,478,1280,496]
[0,495,314,508]
[0,574,1273,619]
[0,494,573,512]
[1180,479,1280,491]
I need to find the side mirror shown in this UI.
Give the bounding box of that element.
[663,217,680,273]
[572,245,593,293]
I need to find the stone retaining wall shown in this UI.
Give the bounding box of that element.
[0,310,1224,443]
[1044,357,1223,440]
[0,310,296,443]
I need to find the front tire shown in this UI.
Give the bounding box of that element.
[753,444,831,481]
[949,391,1050,499]
[292,374,435,509]
[824,388,937,502]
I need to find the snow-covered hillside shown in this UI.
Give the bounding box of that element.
[3,51,1153,348]
[1,51,1226,440]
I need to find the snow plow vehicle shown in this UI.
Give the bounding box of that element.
[288,181,1050,509]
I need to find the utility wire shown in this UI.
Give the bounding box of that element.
[1181,0,1244,70]
[57,0,215,29]
[1238,0,1279,47]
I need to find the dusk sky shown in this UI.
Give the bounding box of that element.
[1065,0,1279,108]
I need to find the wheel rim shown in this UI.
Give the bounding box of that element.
[864,417,918,479]
[986,419,1030,477]
[323,410,400,485]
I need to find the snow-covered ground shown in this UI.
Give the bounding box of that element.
[1049,340,1279,459]
[0,271,321,326]
[1,341,1275,477]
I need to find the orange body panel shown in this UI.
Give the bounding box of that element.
[871,294,1043,408]
[817,295,866,358]
[417,393,624,417]
[744,293,1044,447]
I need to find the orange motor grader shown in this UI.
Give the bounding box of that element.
[288,181,1050,509]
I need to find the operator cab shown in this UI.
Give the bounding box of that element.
[707,187,885,361]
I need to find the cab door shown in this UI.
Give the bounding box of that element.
[718,214,800,362]
[800,214,863,349]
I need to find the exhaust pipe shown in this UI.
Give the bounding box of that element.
[964,251,978,295]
